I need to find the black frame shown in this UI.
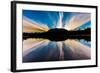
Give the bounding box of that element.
[11,1,98,72]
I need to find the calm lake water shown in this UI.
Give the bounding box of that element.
[23,39,91,63]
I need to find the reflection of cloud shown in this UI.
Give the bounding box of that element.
[23,17,49,33]
[64,39,90,59]
[23,39,91,62]
[23,38,49,56]
[64,13,91,30]
[56,42,64,60]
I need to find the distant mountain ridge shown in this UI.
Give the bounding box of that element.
[23,28,91,41]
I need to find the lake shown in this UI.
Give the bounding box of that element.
[23,39,91,63]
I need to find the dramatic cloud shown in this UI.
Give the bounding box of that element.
[56,12,63,28]
[23,16,49,33]
[64,13,91,30]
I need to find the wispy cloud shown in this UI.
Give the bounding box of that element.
[23,16,49,33]
[56,12,63,28]
[64,13,91,30]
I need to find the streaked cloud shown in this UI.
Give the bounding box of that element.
[56,12,63,28]
[64,13,91,30]
[23,16,49,33]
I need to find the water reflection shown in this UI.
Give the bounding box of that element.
[23,39,91,63]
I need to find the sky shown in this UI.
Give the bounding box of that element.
[23,10,91,31]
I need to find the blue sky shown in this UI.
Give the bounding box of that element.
[23,10,91,30]
[78,21,91,30]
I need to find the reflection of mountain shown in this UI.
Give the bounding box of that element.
[23,39,90,62]
[23,28,91,41]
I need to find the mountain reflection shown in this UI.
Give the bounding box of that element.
[23,39,91,62]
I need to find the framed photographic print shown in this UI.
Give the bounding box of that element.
[11,1,98,72]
